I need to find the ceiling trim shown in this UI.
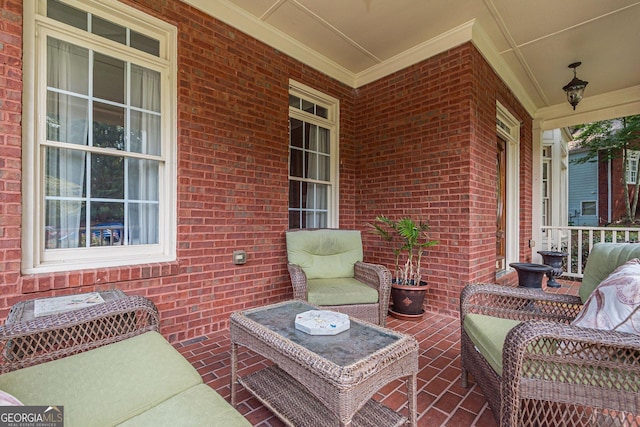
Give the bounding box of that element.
[183,0,356,86]
[353,20,474,88]
[536,85,640,130]
[470,22,537,116]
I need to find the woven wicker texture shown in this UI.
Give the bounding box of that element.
[460,283,640,427]
[287,261,392,327]
[230,300,418,426]
[1,295,159,373]
[240,365,406,427]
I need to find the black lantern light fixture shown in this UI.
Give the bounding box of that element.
[562,62,588,110]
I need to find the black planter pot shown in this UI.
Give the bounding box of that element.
[389,280,428,320]
[537,250,569,288]
[509,263,552,289]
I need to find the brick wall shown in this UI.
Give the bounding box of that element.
[0,0,532,340]
[356,45,532,315]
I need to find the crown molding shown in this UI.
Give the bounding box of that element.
[536,85,640,130]
[182,0,356,87]
[353,20,475,88]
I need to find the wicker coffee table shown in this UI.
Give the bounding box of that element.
[230,300,418,427]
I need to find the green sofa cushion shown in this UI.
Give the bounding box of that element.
[580,243,640,303]
[0,332,203,426]
[463,313,521,376]
[307,278,379,306]
[118,384,250,427]
[286,229,363,279]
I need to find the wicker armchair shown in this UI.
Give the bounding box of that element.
[460,243,640,426]
[286,229,392,327]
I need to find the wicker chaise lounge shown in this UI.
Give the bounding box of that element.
[460,243,640,426]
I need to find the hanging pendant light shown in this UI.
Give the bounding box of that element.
[562,62,589,110]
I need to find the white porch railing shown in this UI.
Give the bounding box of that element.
[540,226,640,279]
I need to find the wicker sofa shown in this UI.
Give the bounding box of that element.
[460,243,640,426]
[0,295,250,427]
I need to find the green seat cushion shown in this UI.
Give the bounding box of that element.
[118,384,251,427]
[580,243,640,303]
[307,278,379,306]
[463,313,521,376]
[0,331,203,426]
[286,229,363,279]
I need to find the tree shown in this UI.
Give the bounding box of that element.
[571,115,640,224]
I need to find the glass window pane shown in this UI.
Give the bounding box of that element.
[289,180,301,208]
[316,105,328,119]
[290,148,303,178]
[47,0,87,30]
[289,118,303,148]
[128,203,158,244]
[315,184,328,209]
[92,16,126,45]
[47,92,89,145]
[302,99,314,114]
[288,211,301,229]
[45,147,86,197]
[90,202,124,246]
[94,53,125,103]
[91,153,124,199]
[131,65,161,112]
[93,102,125,149]
[289,95,300,109]
[130,30,160,57]
[317,127,330,154]
[300,182,309,208]
[128,159,159,201]
[130,111,161,155]
[317,153,329,181]
[48,38,89,94]
[45,200,86,249]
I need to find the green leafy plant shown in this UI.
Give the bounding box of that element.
[370,215,438,285]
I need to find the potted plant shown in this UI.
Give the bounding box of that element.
[370,215,438,320]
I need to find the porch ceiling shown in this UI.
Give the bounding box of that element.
[184,0,640,123]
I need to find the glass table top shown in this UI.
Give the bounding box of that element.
[244,301,401,367]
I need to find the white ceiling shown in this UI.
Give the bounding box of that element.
[184,0,640,122]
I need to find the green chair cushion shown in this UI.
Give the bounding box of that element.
[0,332,203,426]
[463,313,521,376]
[118,384,251,427]
[286,229,363,279]
[580,243,640,303]
[307,278,379,306]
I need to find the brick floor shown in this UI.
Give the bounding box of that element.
[175,279,579,427]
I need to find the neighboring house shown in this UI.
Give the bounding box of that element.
[568,148,599,226]
[569,121,640,226]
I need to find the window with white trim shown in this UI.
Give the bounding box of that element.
[581,201,597,216]
[626,150,640,185]
[22,0,177,273]
[288,81,339,229]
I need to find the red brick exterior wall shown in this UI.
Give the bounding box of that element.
[598,150,638,225]
[356,45,531,315]
[0,0,532,341]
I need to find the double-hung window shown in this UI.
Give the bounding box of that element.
[22,0,177,273]
[288,81,339,229]
[626,150,640,185]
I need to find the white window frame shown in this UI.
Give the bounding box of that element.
[288,80,339,228]
[22,0,177,274]
[626,150,640,185]
[496,101,521,271]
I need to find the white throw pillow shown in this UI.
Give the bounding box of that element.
[0,390,23,406]
[572,258,640,334]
